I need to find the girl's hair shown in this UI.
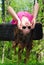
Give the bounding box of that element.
[14,26,33,44]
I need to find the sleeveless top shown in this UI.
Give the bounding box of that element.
[11,11,33,25]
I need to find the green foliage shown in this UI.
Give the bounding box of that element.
[10,0,34,12]
[37,0,44,23]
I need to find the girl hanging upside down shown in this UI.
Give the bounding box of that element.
[7,2,39,35]
[7,2,39,63]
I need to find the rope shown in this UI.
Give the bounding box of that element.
[2,0,5,22]
[34,0,38,5]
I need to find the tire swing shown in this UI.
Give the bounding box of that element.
[0,0,43,41]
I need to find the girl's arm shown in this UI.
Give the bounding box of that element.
[33,2,39,19]
[7,6,20,21]
[31,3,39,29]
[7,6,22,29]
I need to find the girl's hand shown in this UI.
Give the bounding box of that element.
[17,19,22,30]
[31,18,36,29]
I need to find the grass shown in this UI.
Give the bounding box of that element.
[0,58,44,65]
[0,62,44,65]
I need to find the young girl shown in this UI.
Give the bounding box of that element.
[7,2,39,35]
[7,2,39,62]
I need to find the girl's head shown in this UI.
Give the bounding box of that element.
[17,11,33,35]
[20,16,32,35]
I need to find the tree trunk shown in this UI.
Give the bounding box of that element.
[2,42,5,63]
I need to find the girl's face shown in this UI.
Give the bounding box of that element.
[20,16,32,35]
